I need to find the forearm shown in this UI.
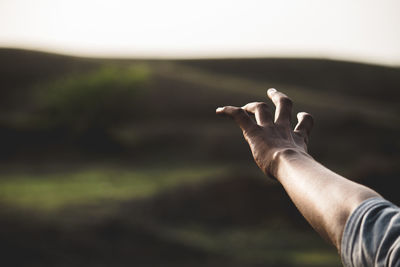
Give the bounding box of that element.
[272,149,381,250]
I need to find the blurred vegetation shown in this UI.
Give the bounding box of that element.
[34,64,150,131]
[167,226,341,266]
[0,165,224,211]
[0,48,399,267]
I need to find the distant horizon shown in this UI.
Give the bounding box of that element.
[2,46,400,68]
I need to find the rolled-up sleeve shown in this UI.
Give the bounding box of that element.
[341,197,400,267]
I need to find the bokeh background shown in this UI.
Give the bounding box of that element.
[0,1,399,266]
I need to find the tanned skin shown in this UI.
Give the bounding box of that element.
[216,88,380,251]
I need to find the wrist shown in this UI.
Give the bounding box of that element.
[268,148,312,179]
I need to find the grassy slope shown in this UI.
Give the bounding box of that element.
[0,48,399,266]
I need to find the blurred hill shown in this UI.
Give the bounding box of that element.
[0,48,399,266]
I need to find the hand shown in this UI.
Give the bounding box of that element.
[216,88,314,178]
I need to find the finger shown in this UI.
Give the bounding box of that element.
[294,112,314,143]
[266,88,293,126]
[242,102,273,126]
[216,106,256,131]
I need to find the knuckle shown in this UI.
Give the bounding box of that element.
[299,112,312,118]
[256,102,268,109]
[303,113,314,123]
[231,107,244,116]
[232,108,250,122]
[279,96,293,107]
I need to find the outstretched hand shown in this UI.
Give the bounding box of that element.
[216,88,314,178]
[217,88,382,251]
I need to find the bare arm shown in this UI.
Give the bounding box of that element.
[216,88,380,251]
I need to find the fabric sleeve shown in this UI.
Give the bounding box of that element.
[341,197,400,267]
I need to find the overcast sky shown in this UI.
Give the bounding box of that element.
[0,0,399,65]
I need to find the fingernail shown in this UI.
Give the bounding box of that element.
[268,88,277,94]
[216,107,223,112]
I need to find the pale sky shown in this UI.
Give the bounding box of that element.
[0,0,400,65]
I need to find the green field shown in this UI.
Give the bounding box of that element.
[0,165,226,211]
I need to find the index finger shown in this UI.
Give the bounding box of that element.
[216,106,257,132]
